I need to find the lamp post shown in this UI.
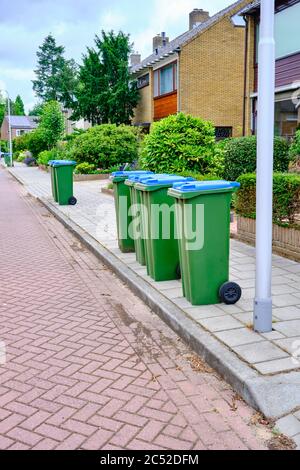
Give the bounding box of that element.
[253,0,275,333]
[4,90,13,167]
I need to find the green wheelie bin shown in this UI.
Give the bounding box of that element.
[168,180,242,306]
[110,171,153,253]
[125,174,170,265]
[52,160,77,206]
[4,153,12,167]
[48,160,60,202]
[135,175,194,282]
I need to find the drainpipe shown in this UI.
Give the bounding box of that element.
[253,0,275,333]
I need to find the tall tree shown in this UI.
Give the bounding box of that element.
[13,95,25,115]
[39,101,65,148]
[32,34,78,107]
[0,91,5,127]
[73,31,139,125]
[28,102,44,116]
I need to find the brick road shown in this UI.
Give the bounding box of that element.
[0,168,270,450]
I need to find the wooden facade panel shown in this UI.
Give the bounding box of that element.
[254,51,300,91]
[154,92,177,120]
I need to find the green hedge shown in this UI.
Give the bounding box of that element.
[223,136,290,181]
[235,173,300,226]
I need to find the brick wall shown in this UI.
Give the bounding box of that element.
[133,70,153,125]
[180,0,251,137]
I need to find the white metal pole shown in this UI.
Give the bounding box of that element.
[254,0,275,333]
[6,93,13,167]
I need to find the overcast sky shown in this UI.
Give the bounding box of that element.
[0,0,233,112]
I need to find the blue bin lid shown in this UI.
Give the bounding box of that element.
[172,180,240,192]
[127,173,171,183]
[141,175,195,186]
[51,160,77,167]
[48,160,63,166]
[111,170,152,177]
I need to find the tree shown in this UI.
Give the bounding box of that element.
[73,31,139,125]
[39,101,64,148]
[28,102,44,116]
[13,95,25,115]
[0,91,5,127]
[32,34,78,107]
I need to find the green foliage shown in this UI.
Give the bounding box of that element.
[39,101,65,148]
[72,31,139,125]
[289,130,300,169]
[17,152,28,163]
[32,34,78,107]
[235,173,300,226]
[28,102,44,116]
[222,136,290,181]
[74,162,96,174]
[26,129,49,157]
[13,132,31,152]
[0,139,8,152]
[69,124,139,169]
[37,150,54,166]
[0,91,6,126]
[13,95,25,115]
[139,113,216,174]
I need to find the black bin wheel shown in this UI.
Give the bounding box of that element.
[219,282,242,305]
[68,196,77,206]
[176,263,181,279]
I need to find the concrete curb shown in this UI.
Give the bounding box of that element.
[8,166,300,423]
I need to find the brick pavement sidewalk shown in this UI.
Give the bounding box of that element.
[0,168,274,450]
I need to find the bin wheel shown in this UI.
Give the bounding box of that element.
[176,263,181,279]
[68,196,77,206]
[219,282,242,305]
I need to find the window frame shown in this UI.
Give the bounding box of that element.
[153,61,177,99]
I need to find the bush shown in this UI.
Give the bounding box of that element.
[13,133,31,152]
[222,136,290,181]
[139,113,215,174]
[26,129,49,158]
[69,124,139,169]
[74,162,96,174]
[235,173,300,226]
[17,152,27,163]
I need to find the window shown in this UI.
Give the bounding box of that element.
[16,129,26,136]
[256,2,300,60]
[154,62,177,97]
[215,127,233,140]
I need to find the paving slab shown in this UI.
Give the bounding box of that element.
[6,163,300,428]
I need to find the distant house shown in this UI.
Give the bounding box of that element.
[130,0,252,139]
[0,115,39,141]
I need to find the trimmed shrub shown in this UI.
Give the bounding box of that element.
[74,162,96,174]
[235,173,300,226]
[223,136,290,181]
[139,113,216,174]
[289,130,300,173]
[69,124,139,169]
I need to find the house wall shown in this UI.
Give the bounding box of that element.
[132,70,153,125]
[0,119,9,140]
[179,2,250,138]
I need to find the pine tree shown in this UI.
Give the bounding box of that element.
[32,34,78,107]
[13,95,25,115]
[73,31,139,125]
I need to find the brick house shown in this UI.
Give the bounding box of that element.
[241,0,300,139]
[130,0,252,139]
[1,115,38,141]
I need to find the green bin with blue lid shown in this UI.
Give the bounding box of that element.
[51,160,77,206]
[110,171,153,253]
[125,174,172,265]
[48,160,62,203]
[134,175,194,281]
[168,180,242,306]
